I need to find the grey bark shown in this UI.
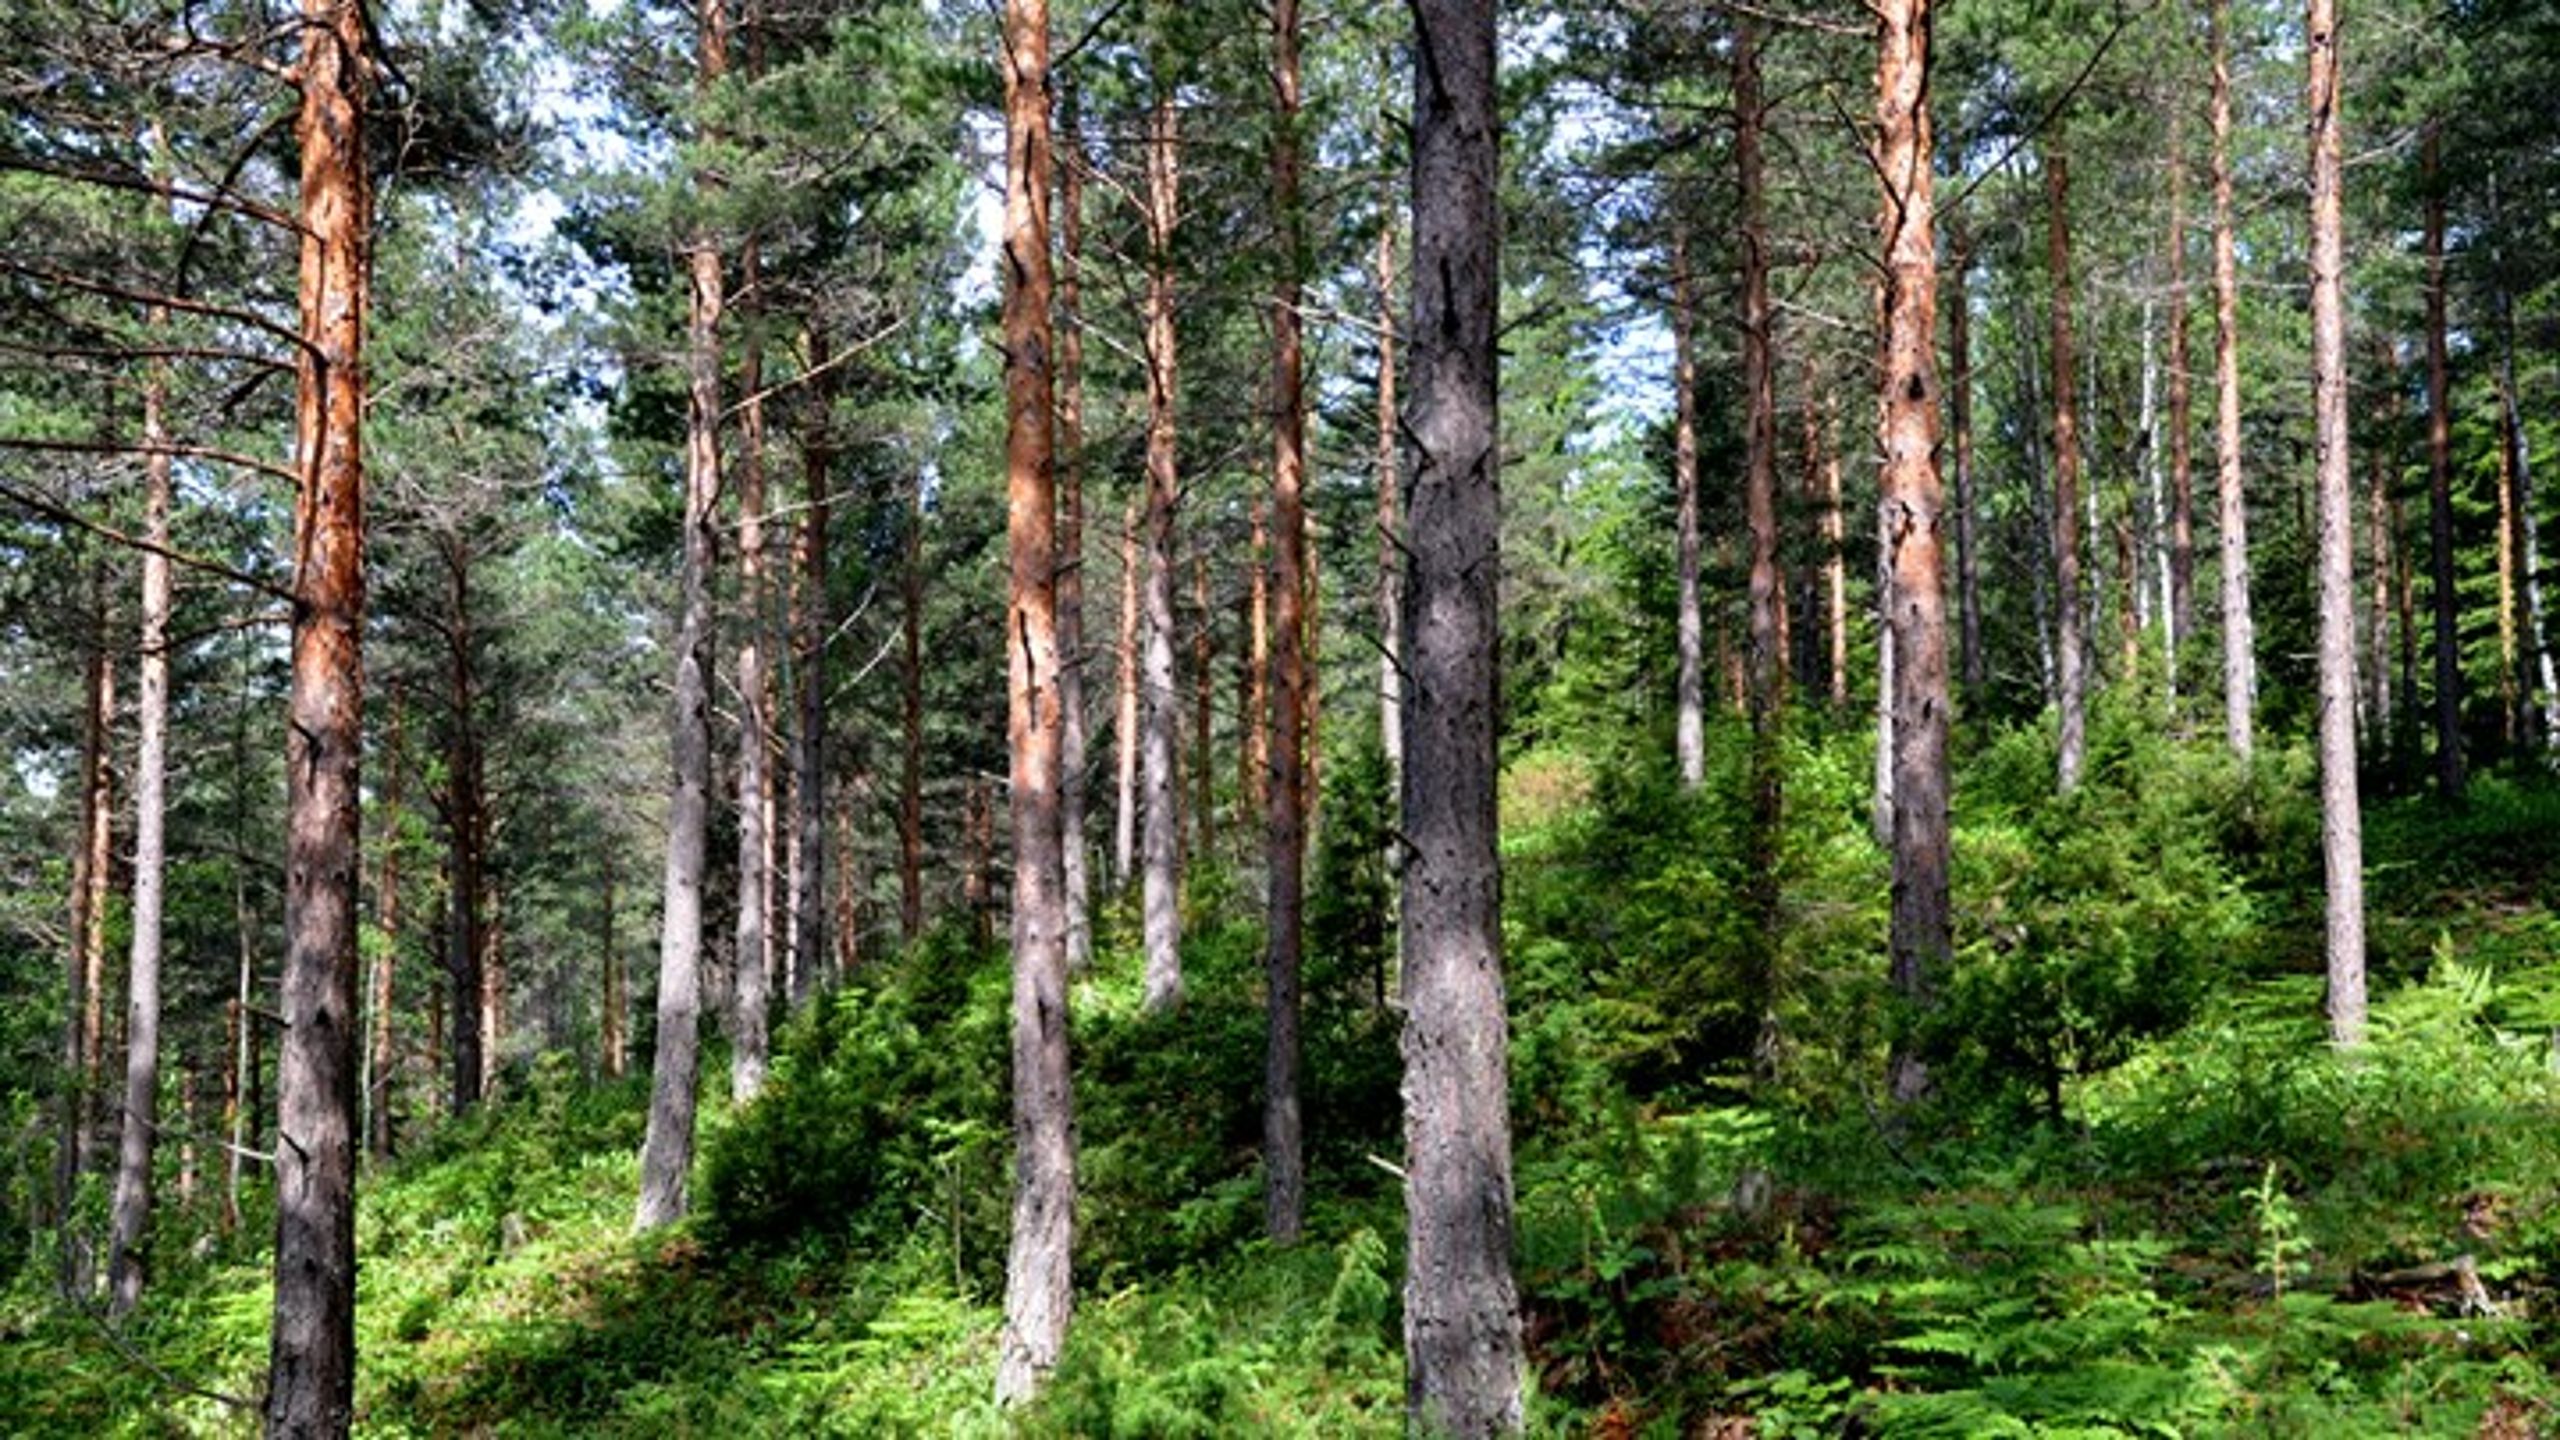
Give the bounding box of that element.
[2212,0,2259,761]
[1139,91,1184,1014]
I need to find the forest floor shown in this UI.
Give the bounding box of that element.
[7,725,2560,1436]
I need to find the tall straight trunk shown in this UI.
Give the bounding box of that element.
[1115,492,1141,887]
[637,0,726,1234]
[602,862,624,1080]
[2020,307,2057,698]
[222,998,243,1235]
[2502,293,2557,744]
[2167,105,2197,668]
[443,550,485,1115]
[1672,224,1706,787]
[994,0,1073,1401]
[365,698,402,1160]
[268,0,370,1425]
[1401,3,1523,1431]
[2306,0,2366,1046]
[2048,140,2089,792]
[2499,410,2522,744]
[57,566,111,1241]
[1947,236,1983,701]
[109,330,174,1314]
[790,324,833,1000]
[1057,84,1093,974]
[900,480,925,943]
[964,776,993,944]
[732,246,772,1104]
[834,784,862,975]
[1139,90,1185,1014]
[83,642,114,1129]
[1191,552,1215,861]
[2212,0,2258,761]
[478,881,504,1101]
[1376,201,1405,785]
[1737,19,1786,1037]
[1264,0,1310,1246]
[1821,396,1849,711]
[1876,0,1950,1103]
[2421,122,2463,799]
[2370,340,2399,742]
[177,1069,197,1212]
[1245,500,1270,820]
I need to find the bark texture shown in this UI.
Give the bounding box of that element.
[1948,236,1983,700]
[1672,224,1705,788]
[1057,83,1093,974]
[1876,0,1950,1102]
[2048,141,2089,792]
[1264,0,1309,1248]
[732,259,772,1104]
[2211,0,2258,760]
[2307,0,2367,1046]
[2421,122,2463,800]
[636,0,727,1233]
[995,0,1074,1402]
[268,2,369,1427]
[791,324,833,1000]
[1401,1,1524,1430]
[1139,91,1184,1014]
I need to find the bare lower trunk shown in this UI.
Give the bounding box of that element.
[602,863,624,1080]
[2498,407,2521,745]
[994,0,1074,1402]
[791,324,833,1000]
[901,482,925,943]
[365,700,402,1159]
[1264,0,1309,1246]
[1376,205,1404,785]
[636,0,726,1232]
[732,258,772,1104]
[2369,340,2399,743]
[2049,140,2089,792]
[1737,20,1785,1037]
[1140,91,1184,1014]
[268,1,369,1424]
[1191,552,1215,862]
[2213,0,2258,761]
[109,337,175,1315]
[1401,3,1523,1431]
[1672,224,1705,787]
[1877,0,1949,1103]
[444,553,485,1116]
[2307,0,2366,1046]
[2504,305,2557,745]
[1115,493,1141,888]
[2421,122,2463,799]
[57,568,111,1253]
[1057,87,1093,974]
[1947,236,1982,701]
[2167,106,2197,670]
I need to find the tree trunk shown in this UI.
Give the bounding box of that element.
[366,697,403,1160]
[1264,0,1310,1247]
[1877,0,1950,1103]
[2048,139,2089,792]
[2502,292,2556,745]
[2307,0,2366,1046]
[602,861,624,1080]
[1947,234,1983,702]
[2212,0,2259,762]
[1401,2,1523,1431]
[1191,551,1215,862]
[994,0,1074,1402]
[1672,223,1706,788]
[636,0,726,1234]
[1818,387,1849,712]
[2421,122,2463,800]
[444,548,485,1116]
[1246,499,1270,820]
[901,477,926,943]
[1376,200,1405,787]
[2166,104,2197,672]
[732,244,773,1103]
[57,564,111,1251]
[109,328,174,1314]
[1115,492,1141,888]
[478,880,505,1102]
[2370,339,2399,745]
[1737,19,1785,1039]
[1057,84,1093,974]
[791,322,833,1000]
[268,0,369,1425]
[1140,90,1185,1014]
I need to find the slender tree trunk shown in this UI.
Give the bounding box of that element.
[478,881,505,1102]
[1191,551,1215,861]
[1140,90,1185,1014]
[2421,122,2464,800]
[444,550,485,1116]
[109,327,175,1314]
[1402,3,1523,1430]
[1115,491,1141,887]
[221,997,243,1236]
[1737,18,1786,1040]
[732,245,772,1105]
[2370,339,2400,745]
[1947,236,1983,701]
[602,861,624,1080]
[636,0,727,1234]
[268,1,370,1424]
[1057,84,1093,974]
[901,478,925,943]
[2049,140,2089,792]
[1376,205,1405,787]
[2498,407,2521,745]
[791,324,833,1000]
[1877,0,1950,1103]
[835,781,863,975]
[1672,224,1706,787]
[57,565,111,1252]
[177,1069,197,1212]
[994,0,1073,1401]
[1264,0,1309,1246]
[2167,106,2197,674]
[1246,500,1270,819]
[2212,0,2259,761]
[2503,294,2557,746]
[2307,0,2366,1046]
[365,698,402,1160]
